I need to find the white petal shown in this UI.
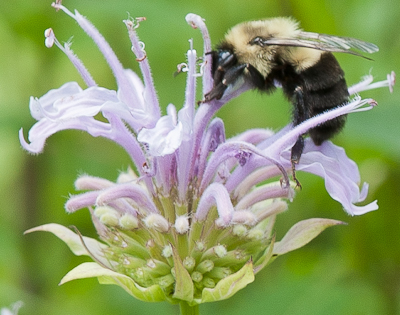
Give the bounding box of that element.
[29,82,82,120]
[294,141,378,215]
[138,104,184,156]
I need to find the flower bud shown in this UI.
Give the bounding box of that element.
[196,260,214,273]
[247,228,265,240]
[100,212,119,227]
[119,214,139,230]
[232,224,248,237]
[202,277,215,288]
[143,213,169,232]
[183,256,196,272]
[94,206,118,218]
[144,259,171,276]
[206,266,232,279]
[191,271,203,283]
[155,274,175,288]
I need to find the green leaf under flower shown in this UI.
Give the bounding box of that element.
[60,262,168,302]
[273,218,345,256]
[25,223,107,257]
[24,223,110,266]
[172,245,195,302]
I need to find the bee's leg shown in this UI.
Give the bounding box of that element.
[222,63,247,85]
[204,63,247,102]
[203,82,227,102]
[291,135,304,188]
[290,86,307,188]
[246,64,266,89]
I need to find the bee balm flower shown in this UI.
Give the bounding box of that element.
[22,2,394,313]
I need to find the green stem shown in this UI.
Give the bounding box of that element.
[179,302,199,315]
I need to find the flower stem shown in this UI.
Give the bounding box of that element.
[179,302,199,315]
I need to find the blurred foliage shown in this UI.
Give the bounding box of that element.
[1,0,399,314]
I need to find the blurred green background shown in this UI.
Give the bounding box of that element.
[1,0,399,314]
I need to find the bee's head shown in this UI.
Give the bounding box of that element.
[222,17,301,76]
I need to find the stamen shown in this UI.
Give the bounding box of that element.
[348,71,395,95]
[185,13,212,93]
[44,28,55,48]
[176,63,188,73]
[261,97,375,162]
[176,40,198,200]
[44,27,96,87]
[133,17,146,29]
[124,19,160,118]
[136,42,147,61]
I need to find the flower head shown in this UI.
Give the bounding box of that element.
[23,2,394,308]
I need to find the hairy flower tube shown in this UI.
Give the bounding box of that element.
[22,2,395,313]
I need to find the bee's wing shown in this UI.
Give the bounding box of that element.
[260,32,378,58]
[299,32,379,53]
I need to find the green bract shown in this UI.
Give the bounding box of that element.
[26,218,342,304]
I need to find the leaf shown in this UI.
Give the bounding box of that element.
[60,262,167,302]
[273,218,345,256]
[171,245,194,302]
[25,223,106,256]
[25,223,110,267]
[198,260,255,304]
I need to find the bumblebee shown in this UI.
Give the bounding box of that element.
[204,17,378,185]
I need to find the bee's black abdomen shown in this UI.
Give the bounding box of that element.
[301,53,349,145]
[279,52,350,146]
[309,114,347,145]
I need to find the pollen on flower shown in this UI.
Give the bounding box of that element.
[44,28,55,48]
[174,215,190,234]
[162,244,173,258]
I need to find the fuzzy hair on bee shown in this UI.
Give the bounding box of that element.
[204,17,378,186]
